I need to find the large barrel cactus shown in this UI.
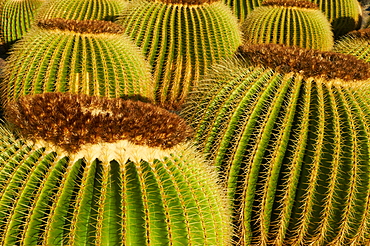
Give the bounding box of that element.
[35,0,127,21]
[0,0,45,47]
[118,0,242,110]
[2,18,154,104]
[334,28,370,62]
[0,92,232,245]
[242,0,334,51]
[180,44,370,245]
[308,0,362,37]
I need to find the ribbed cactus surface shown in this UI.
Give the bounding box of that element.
[0,0,45,47]
[308,0,362,37]
[242,0,334,51]
[222,0,262,21]
[181,44,370,245]
[0,92,232,245]
[2,19,154,104]
[334,29,370,63]
[36,0,127,21]
[119,0,241,110]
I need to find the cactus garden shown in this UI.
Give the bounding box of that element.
[1,0,370,245]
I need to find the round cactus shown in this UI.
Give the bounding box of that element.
[35,0,127,21]
[308,0,362,37]
[118,0,242,110]
[0,0,45,47]
[333,28,370,62]
[0,92,232,245]
[242,0,334,51]
[2,18,154,105]
[222,0,263,21]
[180,44,370,245]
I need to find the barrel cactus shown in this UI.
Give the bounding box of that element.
[2,18,154,105]
[180,43,370,245]
[0,92,232,245]
[334,28,370,63]
[118,0,242,110]
[222,0,263,21]
[308,0,362,37]
[242,0,334,51]
[35,0,127,21]
[0,0,45,47]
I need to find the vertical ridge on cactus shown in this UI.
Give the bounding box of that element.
[180,44,370,245]
[2,19,154,104]
[222,0,262,21]
[118,0,241,110]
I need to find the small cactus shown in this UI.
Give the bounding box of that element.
[0,92,232,245]
[180,43,370,245]
[35,0,127,21]
[242,0,334,51]
[2,18,154,105]
[118,0,242,110]
[0,0,45,47]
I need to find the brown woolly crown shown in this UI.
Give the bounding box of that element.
[346,28,370,40]
[37,18,124,34]
[261,0,318,9]
[6,93,193,153]
[238,44,370,81]
[153,0,219,5]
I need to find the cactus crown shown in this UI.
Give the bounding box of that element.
[261,0,318,9]
[6,93,193,153]
[37,18,125,34]
[345,28,370,40]
[238,44,370,81]
[153,0,219,6]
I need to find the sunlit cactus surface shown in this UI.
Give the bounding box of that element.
[334,28,370,63]
[181,43,370,245]
[0,92,232,246]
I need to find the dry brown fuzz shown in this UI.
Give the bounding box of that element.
[346,29,370,40]
[153,0,219,5]
[6,93,193,153]
[37,18,124,34]
[238,44,370,81]
[262,0,318,9]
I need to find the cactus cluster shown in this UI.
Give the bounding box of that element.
[0,92,232,245]
[181,43,370,245]
[241,0,334,51]
[118,0,242,110]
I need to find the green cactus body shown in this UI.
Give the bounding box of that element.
[333,29,370,63]
[222,0,262,21]
[180,44,370,245]
[242,0,334,51]
[119,0,242,110]
[0,0,45,47]
[309,0,362,37]
[2,19,154,104]
[0,92,232,245]
[36,0,127,21]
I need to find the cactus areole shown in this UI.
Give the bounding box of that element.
[261,0,319,9]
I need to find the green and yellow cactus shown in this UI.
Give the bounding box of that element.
[35,0,127,21]
[0,0,45,47]
[222,0,263,21]
[180,43,370,245]
[308,0,362,37]
[333,28,370,63]
[241,0,334,51]
[0,92,232,245]
[2,18,154,105]
[118,0,242,110]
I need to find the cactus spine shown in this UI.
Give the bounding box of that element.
[0,0,45,47]
[35,0,127,21]
[242,0,334,51]
[0,92,232,245]
[119,0,242,110]
[2,19,154,103]
[180,44,370,245]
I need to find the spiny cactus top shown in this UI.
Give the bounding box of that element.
[0,0,45,47]
[241,0,334,51]
[35,0,127,21]
[334,28,370,63]
[2,18,154,105]
[180,44,370,245]
[119,0,242,110]
[0,92,232,245]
